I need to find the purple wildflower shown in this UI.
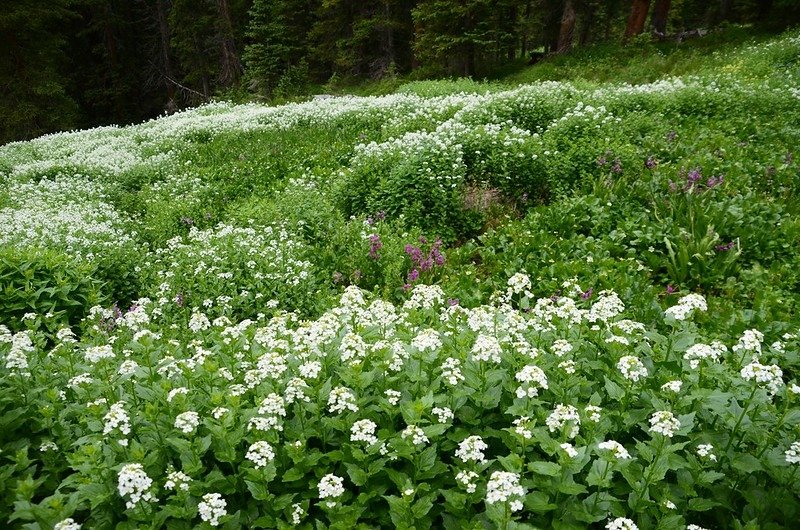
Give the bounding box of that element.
[448,298,460,306]
[368,234,383,260]
[715,241,735,252]
[645,156,657,169]
[687,168,702,185]
[666,285,676,295]
[332,271,344,284]
[407,269,419,282]
[666,131,677,142]
[611,158,623,173]
[581,288,593,300]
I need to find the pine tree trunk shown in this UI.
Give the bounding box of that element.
[557,0,576,53]
[579,4,596,46]
[651,0,671,35]
[720,0,733,21]
[757,0,773,19]
[154,0,176,110]
[215,0,242,86]
[521,0,532,56]
[625,0,651,41]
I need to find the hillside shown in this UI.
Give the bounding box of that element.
[1,28,800,530]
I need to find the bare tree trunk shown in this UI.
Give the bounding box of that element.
[382,0,395,75]
[154,0,176,111]
[215,0,242,87]
[757,0,773,19]
[625,0,651,42]
[578,3,596,46]
[521,0,532,56]
[557,0,576,53]
[719,0,734,21]
[651,0,672,35]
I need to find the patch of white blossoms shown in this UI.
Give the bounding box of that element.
[684,342,727,369]
[164,469,192,491]
[54,518,81,530]
[606,517,639,530]
[785,441,800,464]
[328,386,359,414]
[665,293,707,320]
[471,334,503,363]
[740,361,784,396]
[198,493,227,526]
[598,440,632,460]
[117,463,156,509]
[318,474,345,507]
[245,441,276,468]
[401,425,429,446]
[455,436,488,463]
[617,356,648,382]
[350,419,378,445]
[456,470,479,493]
[649,411,681,437]
[485,471,525,512]
[547,404,581,438]
[174,411,200,433]
[515,365,548,398]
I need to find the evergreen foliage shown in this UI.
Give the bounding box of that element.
[1,0,799,143]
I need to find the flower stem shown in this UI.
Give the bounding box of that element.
[724,384,758,455]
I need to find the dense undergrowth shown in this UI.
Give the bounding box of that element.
[1,26,799,530]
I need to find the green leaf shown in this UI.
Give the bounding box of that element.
[688,498,720,512]
[528,461,561,476]
[345,462,368,486]
[525,491,556,512]
[604,377,625,401]
[732,454,763,474]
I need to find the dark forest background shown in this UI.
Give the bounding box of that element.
[2,0,798,144]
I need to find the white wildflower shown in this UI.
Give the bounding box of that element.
[560,442,578,458]
[471,334,502,363]
[785,441,800,464]
[432,407,454,423]
[401,425,429,446]
[385,389,401,406]
[318,474,345,506]
[696,444,717,462]
[328,387,359,414]
[198,493,227,526]
[515,365,548,398]
[174,411,200,434]
[617,356,648,382]
[117,463,156,509]
[598,440,631,460]
[455,436,488,463]
[486,471,525,507]
[456,470,479,493]
[164,469,191,491]
[546,404,581,438]
[649,411,680,437]
[245,441,276,468]
[350,419,378,445]
[606,517,639,530]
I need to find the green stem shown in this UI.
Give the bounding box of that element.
[724,384,758,455]
[590,460,612,514]
[756,398,790,458]
[633,435,666,513]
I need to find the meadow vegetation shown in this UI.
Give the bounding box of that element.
[1,27,800,530]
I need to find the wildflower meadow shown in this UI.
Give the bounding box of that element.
[1,29,800,530]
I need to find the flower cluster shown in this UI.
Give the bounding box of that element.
[117,464,156,509]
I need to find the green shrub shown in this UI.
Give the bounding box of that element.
[0,248,104,333]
